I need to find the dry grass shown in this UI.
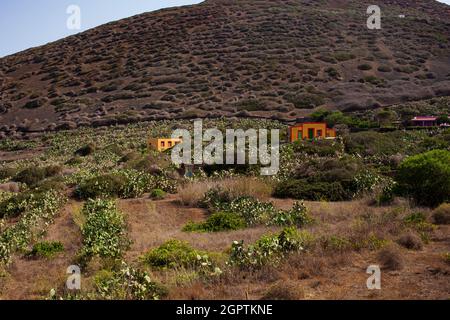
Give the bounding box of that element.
[432,203,450,225]
[377,245,404,271]
[178,177,273,207]
[261,280,304,300]
[397,232,423,250]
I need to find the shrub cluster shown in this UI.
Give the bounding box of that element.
[228,227,313,269]
[27,241,64,259]
[143,240,216,272]
[273,179,349,201]
[0,189,66,265]
[14,165,62,186]
[94,262,167,300]
[201,188,312,227]
[183,212,247,233]
[396,150,450,207]
[75,169,177,199]
[79,199,128,262]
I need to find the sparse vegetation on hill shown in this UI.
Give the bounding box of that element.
[0,0,449,135]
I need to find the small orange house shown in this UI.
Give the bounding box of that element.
[148,138,182,152]
[289,123,336,142]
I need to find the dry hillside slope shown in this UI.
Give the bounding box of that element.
[0,0,449,135]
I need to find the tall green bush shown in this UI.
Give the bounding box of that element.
[396,150,450,207]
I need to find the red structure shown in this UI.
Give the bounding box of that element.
[411,116,438,127]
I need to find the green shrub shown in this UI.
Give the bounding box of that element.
[270,201,312,227]
[150,189,166,200]
[93,263,168,300]
[344,131,400,156]
[320,235,352,252]
[403,212,435,243]
[0,167,18,180]
[14,165,62,186]
[75,170,176,199]
[0,189,66,265]
[228,227,310,269]
[358,64,372,70]
[432,203,450,225]
[273,179,349,201]
[396,150,450,207]
[28,241,64,258]
[0,187,63,219]
[377,65,392,72]
[75,174,127,199]
[143,240,212,270]
[79,199,127,261]
[235,99,266,111]
[183,212,247,233]
[285,93,324,109]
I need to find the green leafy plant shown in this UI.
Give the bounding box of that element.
[27,241,64,259]
[183,212,247,232]
[143,240,215,272]
[396,150,450,207]
[228,227,311,269]
[79,199,128,262]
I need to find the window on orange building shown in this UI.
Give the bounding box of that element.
[161,141,165,148]
[317,130,323,137]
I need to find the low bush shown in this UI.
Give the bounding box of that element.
[75,170,177,200]
[273,179,349,201]
[261,280,304,300]
[431,203,450,225]
[377,245,404,271]
[228,227,311,269]
[27,241,64,258]
[358,64,372,70]
[143,240,214,271]
[93,262,168,300]
[79,199,127,262]
[150,189,166,200]
[14,165,62,186]
[396,232,423,250]
[292,139,342,157]
[183,212,247,233]
[75,143,96,157]
[204,190,312,227]
[75,174,127,199]
[0,189,66,265]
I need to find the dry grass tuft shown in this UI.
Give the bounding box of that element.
[397,232,423,250]
[261,280,304,300]
[377,245,404,271]
[432,203,450,225]
[178,177,273,207]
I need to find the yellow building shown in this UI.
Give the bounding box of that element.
[289,122,336,142]
[148,138,182,152]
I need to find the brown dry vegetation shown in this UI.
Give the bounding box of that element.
[1,0,449,136]
[0,190,448,300]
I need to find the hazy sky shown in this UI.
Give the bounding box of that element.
[0,0,449,58]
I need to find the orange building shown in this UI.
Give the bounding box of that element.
[148,138,182,152]
[289,122,336,142]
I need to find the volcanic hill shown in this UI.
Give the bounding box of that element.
[0,0,449,135]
